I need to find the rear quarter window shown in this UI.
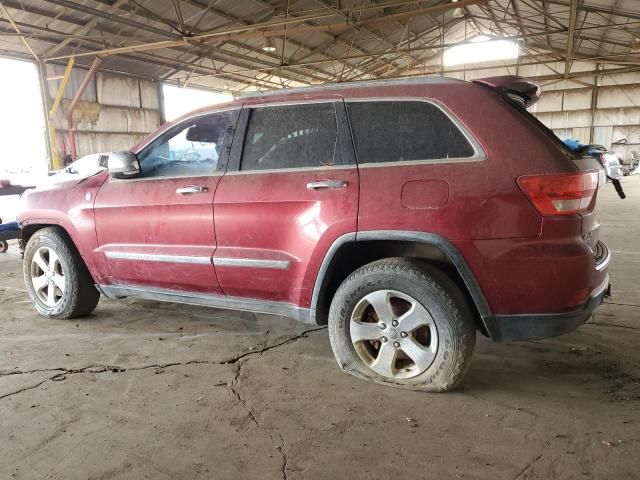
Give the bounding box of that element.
[346,100,476,164]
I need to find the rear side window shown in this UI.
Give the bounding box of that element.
[241,103,340,171]
[346,101,475,164]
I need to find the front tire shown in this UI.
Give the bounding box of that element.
[328,258,476,392]
[23,227,100,319]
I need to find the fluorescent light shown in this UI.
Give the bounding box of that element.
[451,0,464,18]
[262,38,277,53]
[443,37,519,66]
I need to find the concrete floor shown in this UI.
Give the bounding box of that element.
[1,178,639,480]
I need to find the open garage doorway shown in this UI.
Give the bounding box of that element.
[0,58,47,221]
[162,84,232,122]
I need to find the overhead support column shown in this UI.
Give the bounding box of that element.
[66,56,101,161]
[564,0,578,79]
[36,61,53,170]
[590,64,600,144]
[48,57,75,170]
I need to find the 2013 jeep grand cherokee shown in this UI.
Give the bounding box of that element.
[18,75,610,391]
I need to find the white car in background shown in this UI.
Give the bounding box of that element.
[45,153,109,184]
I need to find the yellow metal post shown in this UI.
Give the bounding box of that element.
[48,57,75,170]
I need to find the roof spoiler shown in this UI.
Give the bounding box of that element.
[472,75,541,108]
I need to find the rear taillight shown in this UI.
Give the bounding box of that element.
[599,153,606,166]
[517,171,599,216]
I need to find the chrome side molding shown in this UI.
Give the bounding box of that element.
[212,257,290,269]
[104,251,211,265]
[103,251,291,270]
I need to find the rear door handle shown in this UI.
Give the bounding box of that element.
[306,180,348,190]
[176,185,209,195]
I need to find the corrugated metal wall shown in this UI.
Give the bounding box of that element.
[442,59,640,164]
[46,65,162,158]
[532,74,640,163]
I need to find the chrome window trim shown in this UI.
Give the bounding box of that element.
[110,172,224,183]
[213,257,290,270]
[247,98,343,108]
[224,164,355,176]
[345,98,486,166]
[104,251,211,265]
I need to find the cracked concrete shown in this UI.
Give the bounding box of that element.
[1,177,640,479]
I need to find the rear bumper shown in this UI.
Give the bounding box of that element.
[484,274,610,342]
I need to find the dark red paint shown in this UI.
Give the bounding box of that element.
[18,76,608,319]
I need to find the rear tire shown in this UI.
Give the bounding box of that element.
[23,227,100,319]
[328,258,475,392]
[0,240,7,253]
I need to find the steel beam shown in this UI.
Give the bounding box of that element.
[48,57,74,170]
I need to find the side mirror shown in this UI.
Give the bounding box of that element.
[108,151,140,179]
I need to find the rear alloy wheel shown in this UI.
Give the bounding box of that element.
[350,289,438,380]
[328,258,476,392]
[23,227,100,319]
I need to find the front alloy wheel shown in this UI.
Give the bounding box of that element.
[30,246,66,307]
[23,227,100,319]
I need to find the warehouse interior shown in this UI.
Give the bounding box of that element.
[1,0,639,478]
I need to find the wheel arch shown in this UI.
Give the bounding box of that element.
[21,220,80,246]
[311,231,493,336]
[21,221,98,281]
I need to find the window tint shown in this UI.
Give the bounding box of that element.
[346,101,475,164]
[137,111,236,178]
[241,103,339,171]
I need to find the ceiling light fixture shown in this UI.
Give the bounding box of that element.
[452,0,464,18]
[262,37,277,53]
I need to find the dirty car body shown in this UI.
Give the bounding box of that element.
[18,75,611,391]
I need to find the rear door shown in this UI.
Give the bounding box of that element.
[213,99,358,309]
[93,109,239,293]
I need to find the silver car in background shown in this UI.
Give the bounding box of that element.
[588,145,623,181]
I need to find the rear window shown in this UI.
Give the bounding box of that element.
[346,101,475,164]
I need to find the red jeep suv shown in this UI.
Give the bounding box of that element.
[18,75,610,391]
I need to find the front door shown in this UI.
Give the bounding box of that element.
[213,100,359,308]
[93,109,239,294]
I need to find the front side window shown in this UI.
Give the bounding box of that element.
[241,103,340,171]
[346,101,476,164]
[137,111,237,178]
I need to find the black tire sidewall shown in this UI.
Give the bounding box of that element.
[328,260,475,391]
[23,229,80,318]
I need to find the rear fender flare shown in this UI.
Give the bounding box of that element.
[310,230,493,333]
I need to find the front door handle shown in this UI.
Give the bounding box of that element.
[306,180,348,190]
[176,185,209,195]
